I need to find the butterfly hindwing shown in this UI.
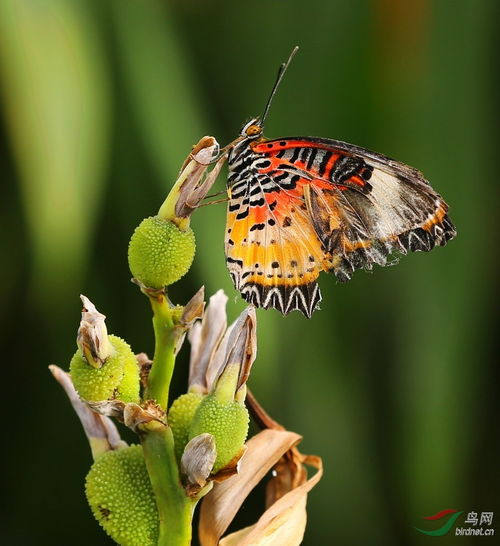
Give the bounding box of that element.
[251,137,456,278]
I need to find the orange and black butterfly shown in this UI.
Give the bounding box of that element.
[223,47,456,317]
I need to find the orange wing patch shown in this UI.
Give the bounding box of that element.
[225,182,326,317]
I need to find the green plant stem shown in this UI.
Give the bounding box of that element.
[141,291,194,544]
[141,421,194,546]
[145,292,176,409]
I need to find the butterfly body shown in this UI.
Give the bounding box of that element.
[224,121,456,317]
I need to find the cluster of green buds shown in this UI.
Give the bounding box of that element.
[62,294,156,545]
[50,136,258,545]
[50,135,321,546]
[50,363,159,545]
[57,291,256,546]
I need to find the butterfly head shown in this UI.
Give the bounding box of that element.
[240,118,263,139]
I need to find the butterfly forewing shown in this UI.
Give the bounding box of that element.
[226,140,325,317]
[225,136,456,317]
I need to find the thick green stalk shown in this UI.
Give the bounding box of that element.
[141,293,194,545]
[145,293,176,409]
[141,421,194,546]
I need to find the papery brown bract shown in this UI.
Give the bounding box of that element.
[199,429,322,546]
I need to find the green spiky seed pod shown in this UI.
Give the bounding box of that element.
[85,445,158,546]
[70,335,139,403]
[168,392,204,462]
[128,216,195,288]
[188,394,249,473]
[116,342,141,402]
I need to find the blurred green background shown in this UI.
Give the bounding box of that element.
[1,1,498,544]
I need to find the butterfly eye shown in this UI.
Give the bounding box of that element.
[240,118,262,137]
[245,124,262,137]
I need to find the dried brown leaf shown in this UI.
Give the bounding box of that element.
[181,286,205,325]
[86,399,166,432]
[136,352,152,388]
[199,429,301,546]
[123,402,166,431]
[220,454,323,546]
[234,307,257,393]
[86,399,126,420]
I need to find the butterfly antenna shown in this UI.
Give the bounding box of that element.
[260,45,299,127]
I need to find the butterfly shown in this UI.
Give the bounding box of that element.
[223,47,456,318]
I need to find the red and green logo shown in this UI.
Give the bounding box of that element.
[415,509,464,536]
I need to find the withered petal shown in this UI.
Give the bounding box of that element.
[174,286,205,356]
[220,454,322,546]
[77,295,113,367]
[181,433,216,487]
[175,137,226,218]
[49,365,126,457]
[86,399,126,420]
[189,289,228,391]
[206,306,257,393]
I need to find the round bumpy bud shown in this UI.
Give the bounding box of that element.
[85,445,158,546]
[188,394,249,473]
[168,392,204,462]
[128,216,195,288]
[70,335,139,403]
